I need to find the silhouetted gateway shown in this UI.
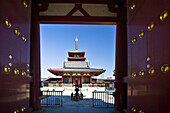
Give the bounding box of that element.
[48,37,105,87]
[2,0,170,113]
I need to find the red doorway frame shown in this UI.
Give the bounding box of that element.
[30,0,127,111]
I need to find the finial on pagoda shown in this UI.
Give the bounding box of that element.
[75,36,78,52]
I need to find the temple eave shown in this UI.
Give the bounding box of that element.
[68,57,86,59]
[68,51,85,54]
[48,69,105,76]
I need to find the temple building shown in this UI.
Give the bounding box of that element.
[48,37,106,87]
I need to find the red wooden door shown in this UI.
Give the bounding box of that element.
[0,0,31,113]
[127,0,170,113]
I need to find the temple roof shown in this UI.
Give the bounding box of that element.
[68,51,85,54]
[64,61,90,68]
[45,78,62,81]
[48,37,106,76]
[48,68,105,76]
[67,57,86,61]
[67,51,86,61]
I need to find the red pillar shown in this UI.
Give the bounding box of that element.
[81,75,83,84]
[70,75,72,87]
[61,76,63,87]
[90,76,92,87]
[30,1,40,110]
[115,0,127,111]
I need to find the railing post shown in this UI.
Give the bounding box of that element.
[47,90,48,107]
[92,92,94,107]
[61,91,63,107]
[107,92,109,107]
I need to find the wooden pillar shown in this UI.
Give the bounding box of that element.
[90,76,92,87]
[70,75,72,87]
[61,76,63,87]
[30,1,40,110]
[81,75,83,84]
[115,0,127,111]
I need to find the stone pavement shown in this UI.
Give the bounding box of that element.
[31,91,123,113]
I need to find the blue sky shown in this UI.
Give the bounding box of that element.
[40,24,116,79]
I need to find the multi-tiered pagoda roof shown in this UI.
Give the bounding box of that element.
[48,37,105,77]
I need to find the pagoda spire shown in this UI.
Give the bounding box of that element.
[75,36,78,52]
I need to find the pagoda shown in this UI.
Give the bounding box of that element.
[48,37,106,87]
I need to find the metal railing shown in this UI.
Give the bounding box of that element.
[92,91,114,107]
[41,90,63,107]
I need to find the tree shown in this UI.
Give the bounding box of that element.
[113,69,115,76]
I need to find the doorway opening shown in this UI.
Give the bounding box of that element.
[39,24,117,111]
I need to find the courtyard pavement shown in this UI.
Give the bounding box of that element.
[31,90,123,113]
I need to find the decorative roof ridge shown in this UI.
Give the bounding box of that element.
[67,57,85,58]
[48,67,105,70]
[64,67,90,69]
[68,51,85,53]
[86,68,105,70]
[67,61,87,62]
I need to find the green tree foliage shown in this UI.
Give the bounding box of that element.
[113,69,115,76]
